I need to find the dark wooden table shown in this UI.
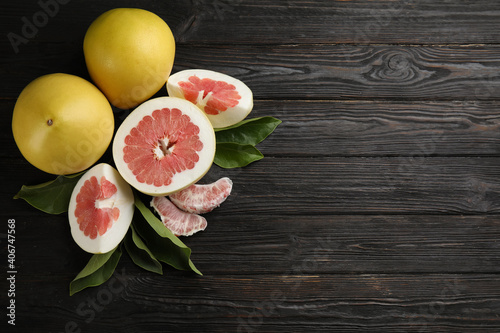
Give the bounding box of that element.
[2,1,500,332]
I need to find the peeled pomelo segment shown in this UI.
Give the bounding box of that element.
[68,163,134,254]
[151,196,207,237]
[113,97,216,196]
[167,69,253,128]
[169,177,233,214]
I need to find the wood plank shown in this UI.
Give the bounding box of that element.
[5,156,500,215]
[173,44,500,100]
[174,0,500,45]
[10,211,500,275]
[257,100,500,157]
[4,98,500,158]
[4,1,500,332]
[10,272,500,332]
[4,44,500,100]
[3,0,500,46]
[190,214,500,274]
[207,156,500,215]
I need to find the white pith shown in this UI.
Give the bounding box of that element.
[154,137,174,159]
[195,90,213,110]
[94,196,116,209]
[166,69,253,128]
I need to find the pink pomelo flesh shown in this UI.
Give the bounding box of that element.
[179,76,241,115]
[123,107,203,187]
[151,196,207,237]
[167,69,253,128]
[68,163,134,254]
[74,175,120,239]
[113,97,216,196]
[169,177,233,214]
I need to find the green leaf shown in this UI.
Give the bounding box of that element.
[13,172,84,214]
[133,194,202,275]
[215,116,282,146]
[124,225,163,275]
[69,246,122,296]
[214,143,264,168]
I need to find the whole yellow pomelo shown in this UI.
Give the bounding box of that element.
[83,8,176,109]
[12,73,114,175]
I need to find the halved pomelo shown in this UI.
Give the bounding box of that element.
[166,69,253,128]
[151,196,207,237]
[68,163,134,254]
[113,97,216,196]
[169,177,233,214]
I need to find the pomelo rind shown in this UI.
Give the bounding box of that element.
[112,97,216,196]
[12,73,114,175]
[166,69,253,128]
[68,163,134,254]
[83,8,176,110]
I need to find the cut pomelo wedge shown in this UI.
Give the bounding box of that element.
[167,69,253,128]
[169,177,233,214]
[68,163,134,254]
[113,97,216,196]
[151,196,207,237]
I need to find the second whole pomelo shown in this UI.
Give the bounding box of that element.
[84,8,176,109]
[12,73,114,175]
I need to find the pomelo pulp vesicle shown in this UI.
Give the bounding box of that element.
[113,97,216,196]
[169,177,233,214]
[68,163,134,254]
[151,196,207,237]
[167,69,253,128]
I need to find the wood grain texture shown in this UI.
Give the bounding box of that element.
[209,157,500,215]
[174,0,500,45]
[4,44,500,100]
[10,212,500,275]
[10,271,500,332]
[174,44,500,100]
[5,155,500,215]
[3,0,500,45]
[258,99,500,157]
[4,98,500,159]
[3,0,500,332]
